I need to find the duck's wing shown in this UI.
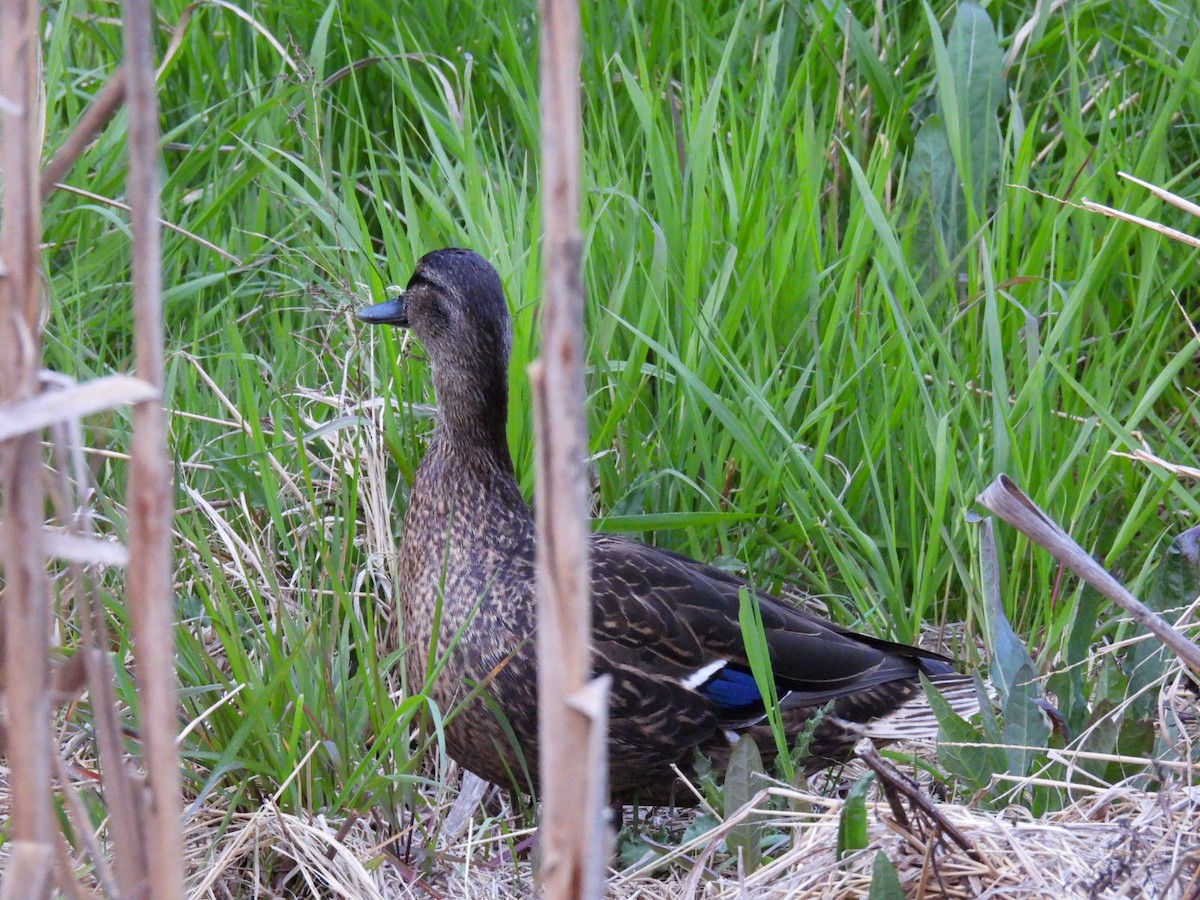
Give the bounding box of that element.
[589,534,957,726]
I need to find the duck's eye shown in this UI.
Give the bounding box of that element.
[425,295,452,330]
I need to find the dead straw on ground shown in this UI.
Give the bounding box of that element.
[164,733,1199,898]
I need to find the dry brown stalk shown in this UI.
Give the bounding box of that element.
[39,66,127,200]
[976,474,1200,676]
[0,374,158,442]
[40,2,209,203]
[1080,198,1200,249]
[0,0,54,895]
[533,0,611,896]
[854,738,984,865]
[121,0,186,896]
[48,183,244,265]
[40,411,154,900]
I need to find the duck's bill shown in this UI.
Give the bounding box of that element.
[356,296,409,326]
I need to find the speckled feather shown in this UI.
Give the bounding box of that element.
[361,248,977,804]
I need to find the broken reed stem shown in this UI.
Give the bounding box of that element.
[40,4,210,202]
[121,0,185,896]
[534,0,610,897]
[39,65,126,199]
[0,374,158,442]
[976,474,1200,676]
[0,0,54,895]
[44,424,143,900]
[854,739,984,864]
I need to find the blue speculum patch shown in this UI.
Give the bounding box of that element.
[697,666,763,708]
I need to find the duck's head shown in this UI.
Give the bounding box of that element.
[358,248,512,362]
[358,248,514,457]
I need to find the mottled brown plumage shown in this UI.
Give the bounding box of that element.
[359,248,976,803]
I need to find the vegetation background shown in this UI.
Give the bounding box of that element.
[23,0,1200,891]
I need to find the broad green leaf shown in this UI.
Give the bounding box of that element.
[616,830,654,870]
[724,734,765,873]
[1001,677,1050,777]
[908,116,959,280]
[868,851,906,900]
[945,1,1004,216]
[979,517,1051,774]
[1127,525,1200,720]
[924,675,1006,792]
[908,1,1004,278]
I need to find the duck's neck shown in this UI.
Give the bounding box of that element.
[429,359,515,475]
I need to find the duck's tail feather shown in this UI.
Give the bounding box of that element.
[853,673,983,741]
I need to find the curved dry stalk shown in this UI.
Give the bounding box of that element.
[976,475,1200,676]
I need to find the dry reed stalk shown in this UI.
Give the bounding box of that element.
[532,0,611,896]
[43,425,125,899]
[121,0,185,896]
[976,475,1200,675]
[0,374,158,442]
[1079,198,1200,249]
[38,66,126,200]
[40,3,211,203]
[1080,169,1200,250]
[0,0,54,895]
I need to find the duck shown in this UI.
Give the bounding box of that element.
[358,247,977,804]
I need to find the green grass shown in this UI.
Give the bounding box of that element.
[34,0,1200,859]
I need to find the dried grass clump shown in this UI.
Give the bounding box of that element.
[647,783,1200,899]
[181,787,539,900]
[185,806,413,900]
[170,767,1198,899]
